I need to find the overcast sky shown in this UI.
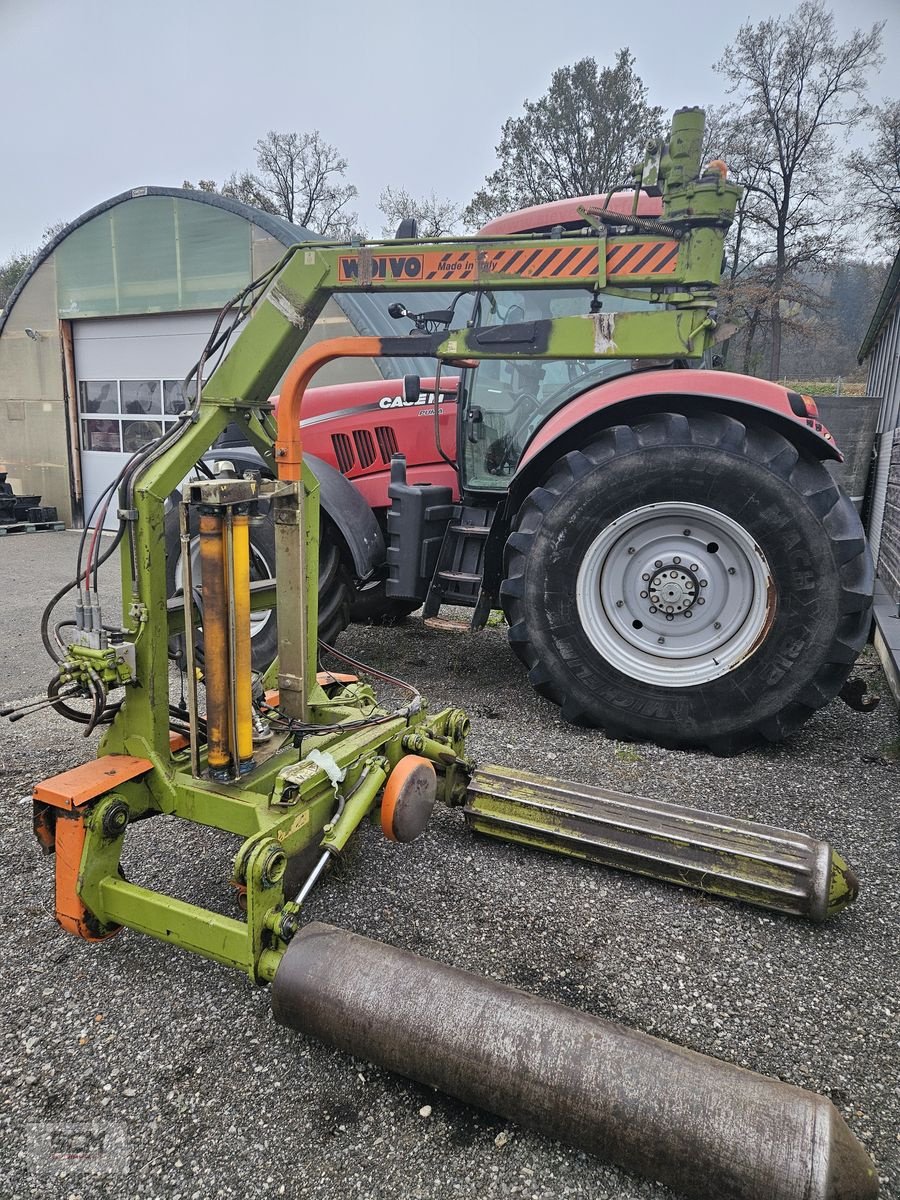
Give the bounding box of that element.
[2,0,897,261]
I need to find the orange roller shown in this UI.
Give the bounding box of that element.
[381,756,437,843]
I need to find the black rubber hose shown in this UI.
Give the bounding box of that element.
[46,670,120,727]
[40,523,128,663]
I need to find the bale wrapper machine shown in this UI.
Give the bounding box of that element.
[25,110,877,1199]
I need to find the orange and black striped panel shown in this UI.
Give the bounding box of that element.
[606,240,679,277]
[477,245,601,281]
[422,251,477,281]
[335,239,678,286]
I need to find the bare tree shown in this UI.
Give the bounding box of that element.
[221,171,279,214]
[253,130,359,236]
[847,99,900,252]
[378,187,462,238]
[182,130,361,236]
[183,174,278,213]
[464,51,664,227]
[703,107,780,368]
[715,1,883,378]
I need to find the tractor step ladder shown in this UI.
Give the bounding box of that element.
[423,504,493,628]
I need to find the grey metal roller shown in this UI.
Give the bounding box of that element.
[272,923,878,1200]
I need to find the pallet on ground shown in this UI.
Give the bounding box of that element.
[0,521,66,537]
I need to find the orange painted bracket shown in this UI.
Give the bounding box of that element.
[30,755,148,944]
[34,755,153,811]
[276,336,384,481]
[54,812,122,942]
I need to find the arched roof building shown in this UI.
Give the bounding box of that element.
[0,187,382,526]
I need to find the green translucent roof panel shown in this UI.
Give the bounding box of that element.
[56,196,252,318]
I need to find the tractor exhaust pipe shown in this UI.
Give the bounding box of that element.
[272,923,878,1200]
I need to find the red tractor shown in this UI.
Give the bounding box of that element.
[170,191,872,755]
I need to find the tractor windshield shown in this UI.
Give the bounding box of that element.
[461,289,662,490]
[335,292,475,378]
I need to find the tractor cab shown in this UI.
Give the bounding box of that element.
[457,286,664,491]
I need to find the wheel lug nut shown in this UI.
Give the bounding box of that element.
[666,614,674,622]
[673,556,681,565]
[684,611,692,618]
[641,573,650,581]
[649,606,657,614]
[700,580,708,587]
[655,560,663,568]
[698,597,705,605]
[640,590,648,599]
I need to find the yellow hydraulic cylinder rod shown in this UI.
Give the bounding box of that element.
[198,509,231,776]
[232,511,254,770]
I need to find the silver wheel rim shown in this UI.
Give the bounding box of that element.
[575,502,774,688]
[174,540,274,640]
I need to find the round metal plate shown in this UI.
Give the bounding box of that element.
[575,502,774,688]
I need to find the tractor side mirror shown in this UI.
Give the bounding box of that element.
[403,375,421,404]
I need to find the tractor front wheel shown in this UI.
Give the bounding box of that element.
[500,412,872,754]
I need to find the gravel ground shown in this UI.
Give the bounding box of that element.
[1,530,898,1200]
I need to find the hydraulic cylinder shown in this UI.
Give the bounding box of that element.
[198,508,230,776]
[231,510,254,770]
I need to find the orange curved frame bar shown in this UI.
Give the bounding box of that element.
[275,336,385,482]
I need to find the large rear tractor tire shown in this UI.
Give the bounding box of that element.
[165,501,353,672]
[500,412,873,754]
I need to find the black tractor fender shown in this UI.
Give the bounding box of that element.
[199,445,385,583]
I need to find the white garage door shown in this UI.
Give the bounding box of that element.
[74,312,217,528]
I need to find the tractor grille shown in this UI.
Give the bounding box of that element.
[353,429,376,469]
[331,427,391,475]
[331,433,354,474]
[375,424,399,464]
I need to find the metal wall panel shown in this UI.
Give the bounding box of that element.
[878,427,900,603]
[250,223,286,278]
[815,394,879,508]
[0,260,72,523]
[0,398,71,521]
[869,300,900,434]
[868,429,894,570]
